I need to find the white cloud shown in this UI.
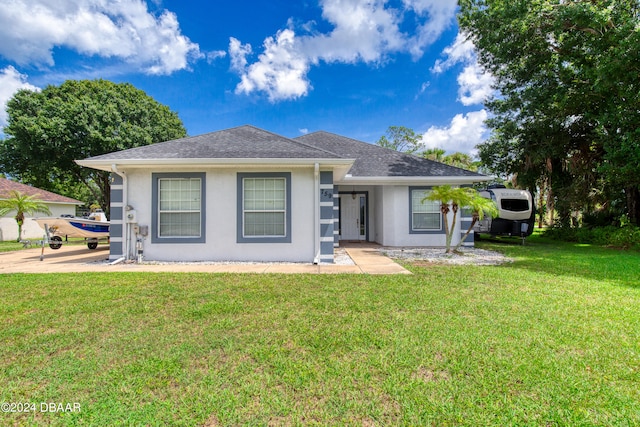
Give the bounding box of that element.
[0,0,201,75]
[230,0,459,101]
[302,0,405,64]
[403,0,458,58]
[0,66,40,130]
[414,81,430,99]
[432,31,495,106]
[229,37,252,72]
[431,32,475,74]
[457,63,495,106]
[206,50,227,64]
[233,29,311,101]
[420,110,489,155]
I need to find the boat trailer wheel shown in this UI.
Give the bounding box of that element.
[87,239,98,250]
[49,236,63,250]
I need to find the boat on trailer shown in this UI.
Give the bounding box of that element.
[34,211,110,250]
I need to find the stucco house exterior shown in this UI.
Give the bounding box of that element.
[0,178,83,241]
[77,125,490,263]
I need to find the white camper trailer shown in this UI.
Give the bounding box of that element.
[474,186,535,240]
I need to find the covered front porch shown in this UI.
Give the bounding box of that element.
[332,184,473,249]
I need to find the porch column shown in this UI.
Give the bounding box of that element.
[319,171,335,263]
[109,173,124,260]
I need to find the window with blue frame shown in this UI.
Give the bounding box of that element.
[152,173,206,243]
[237,172,291,243]
[409,187,442,233]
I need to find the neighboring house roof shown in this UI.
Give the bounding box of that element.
[295,131,486,180]
[0,178,83,205]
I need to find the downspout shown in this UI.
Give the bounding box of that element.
[111,164,129,261]
[313,163,320,264]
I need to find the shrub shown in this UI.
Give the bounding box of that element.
[543,224,640,249]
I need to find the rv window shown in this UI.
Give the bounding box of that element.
[501,199,529,212]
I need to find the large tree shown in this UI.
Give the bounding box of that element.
[378,127,481,171]
[459,0,640,224]
[1,79,187,214]
[376,126,422,154]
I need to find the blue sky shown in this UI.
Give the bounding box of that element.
[0,0,494,155]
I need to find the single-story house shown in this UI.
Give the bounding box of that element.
[0,177,83,241]
[77,125,490,263]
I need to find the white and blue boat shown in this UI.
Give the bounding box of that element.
[35,211,110,250]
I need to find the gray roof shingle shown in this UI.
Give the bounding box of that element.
[81,125,486,180]
[84,125,342,161]
[295,131,485,178]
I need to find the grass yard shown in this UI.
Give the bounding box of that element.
[0,238,94,253]
[0,241,30,252]
[0,236,638,426]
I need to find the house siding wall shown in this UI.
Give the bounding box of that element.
[120,167,320,262]
[376,185,464,247]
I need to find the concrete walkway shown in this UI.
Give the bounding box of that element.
[0,242,411,275]
[342,243,411,274]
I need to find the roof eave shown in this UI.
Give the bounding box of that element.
[76,158,356,178]
[337,175,491,186]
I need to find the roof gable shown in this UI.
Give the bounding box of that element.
[84,125,342,161]
[0,178,82,205]
[295,131,485,178]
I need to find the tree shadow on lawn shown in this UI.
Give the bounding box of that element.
[476,236,640,290]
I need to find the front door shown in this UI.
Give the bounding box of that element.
[341,194,366,241]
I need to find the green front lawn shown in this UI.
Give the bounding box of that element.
[0,241,27,252]
[0,238,92,253]
[1,236,638,426]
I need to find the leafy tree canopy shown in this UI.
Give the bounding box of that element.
[0,79,187,214]
[458,0,640,224]
[378,126,481,171]
[376,126,422,154]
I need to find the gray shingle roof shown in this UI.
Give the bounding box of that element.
[83,125,342,161]
[295,131,485,178]
[80,125,486,180]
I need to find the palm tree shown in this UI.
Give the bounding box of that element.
[453,194,498,252]
[0,190,51,242]
[422,148,446,162]
[424,185,470,253]
[425,185,498,254]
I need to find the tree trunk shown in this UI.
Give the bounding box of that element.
[443,211,452,253]
[15,214,24,243]
[546,186,555,227]
[626,186,640,225]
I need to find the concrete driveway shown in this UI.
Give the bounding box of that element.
[0,243,410,274]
